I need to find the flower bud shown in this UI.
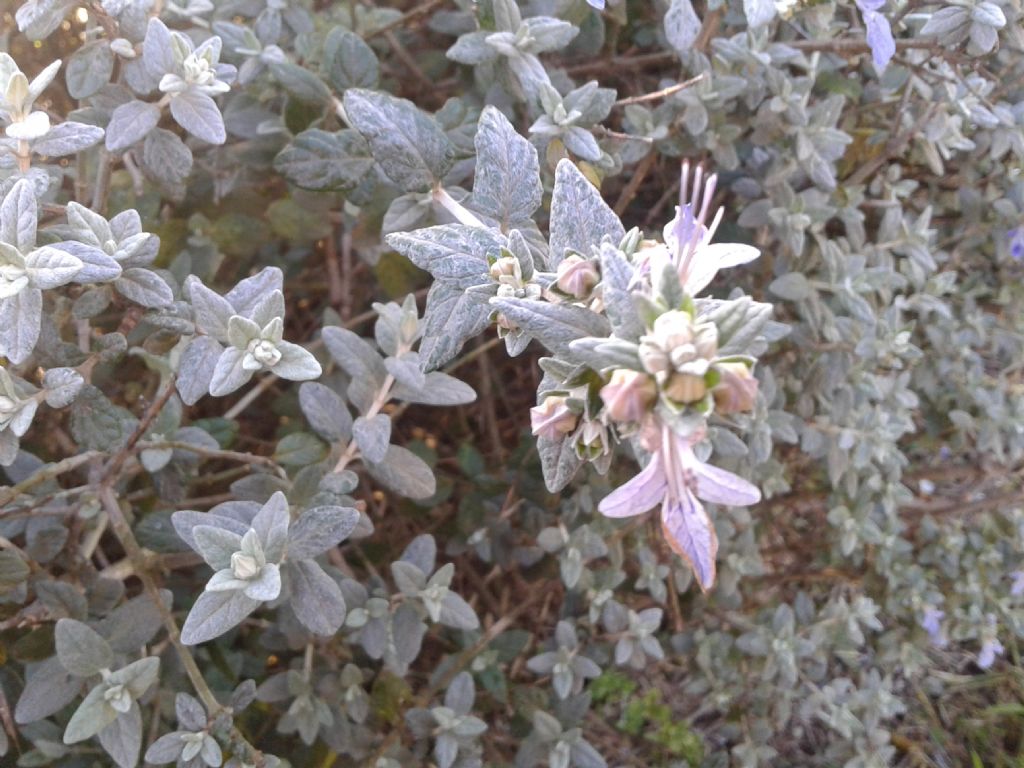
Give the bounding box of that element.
[575,419,610,459]
[600,369,656,422]
[639,310,694,376]
[664,373,707,404]
[530,396,577,439]
[555,255,599,299]
[489,254,522,284]
[712,362,758,413]
[110,38,137,58]
[231,551,261,580]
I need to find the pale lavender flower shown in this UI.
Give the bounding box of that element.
[663,161,760,296]
[920,607,947,647]
[978,637,1004,669]
[599,423,761,591]
[1007,227,1024,260]
[587,0,606,8]
[1011,570,1024,596]
[855,0,896,72]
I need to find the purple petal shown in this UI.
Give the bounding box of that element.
[691,460,762,506]
[863,9,895,71]
[661,492,717,591]
[599,455,666,518]
[586,0,606,7]
[682,243,760,295]
[978,638,1004,669]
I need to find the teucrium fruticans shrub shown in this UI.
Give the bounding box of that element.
[0,0,1023,765]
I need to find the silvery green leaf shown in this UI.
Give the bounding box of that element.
[97,702,141,768]
[69,385,139,451]
[287,559,347,635]
[269,61,331,105]
[0,288,43,364]
[144,731,186,763]
[177,336,222,406]
[665,0,702,53]
[42,367,84,408]
[16,658,80,724]
[391,602,427,669]
[169,90,226,144]
[298,382,352,441]
[768,273,812,301]
[271,340,322,382]
[66,41,113,99]
[743,0,776,27]
[920,6,970,41]
[185,277,234,341]
[570,739,607,768]
[384,354,425,390]
[224,267,283,317]
[107,656,159,701]
[436,732,458,768]
[519,17,578,53]
[447,31,498,65]
[566,338,641,371]
[252,491,290,562]
[391,371,476,405]
[180,588,261,645]
[172,511,250,553]
[287,505,360,559]
[418,282,492,370]
[548,159,624,268]
[322,27,379,90]
[353,414,392,464]
[105,100,161,152]
[562,127,601,162]
[52,242,121,283]
[439,591,479,629]
[31,121,104,156]
[387,224,501,285]
[35,580,86,618]
[321,326,387,382]
[273,431,327,467]
[274,129,373,192]
[209,347,254,396]
[400,534,436,575]
[25,246,82,288]
[1,178,38,252]
[193,525,242,570]
[115,267,173,307]
[344,88,455,192]
[142,129,193,185]
[698,297,773,356]
[490,297,610,355]
[140,445,172,473]
[391,560,426,594]
[445,672,475,714]
[63,684,118,744]
[365,444,436,500]
[538,433,583,493]
[16,0,74,39]
[470,106,542,230]
[142,17,175,81]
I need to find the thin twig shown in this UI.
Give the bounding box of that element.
[614,74,704,107]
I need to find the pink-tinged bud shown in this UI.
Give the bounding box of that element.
[664,373,707,404]
[575,419,610,459]
[600,369,656,422]
[555,255,600,299]
[713,363,758,413]
[530,396,577,439]
[489,254,522,283]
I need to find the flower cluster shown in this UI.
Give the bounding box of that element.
[523,162,767,590]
